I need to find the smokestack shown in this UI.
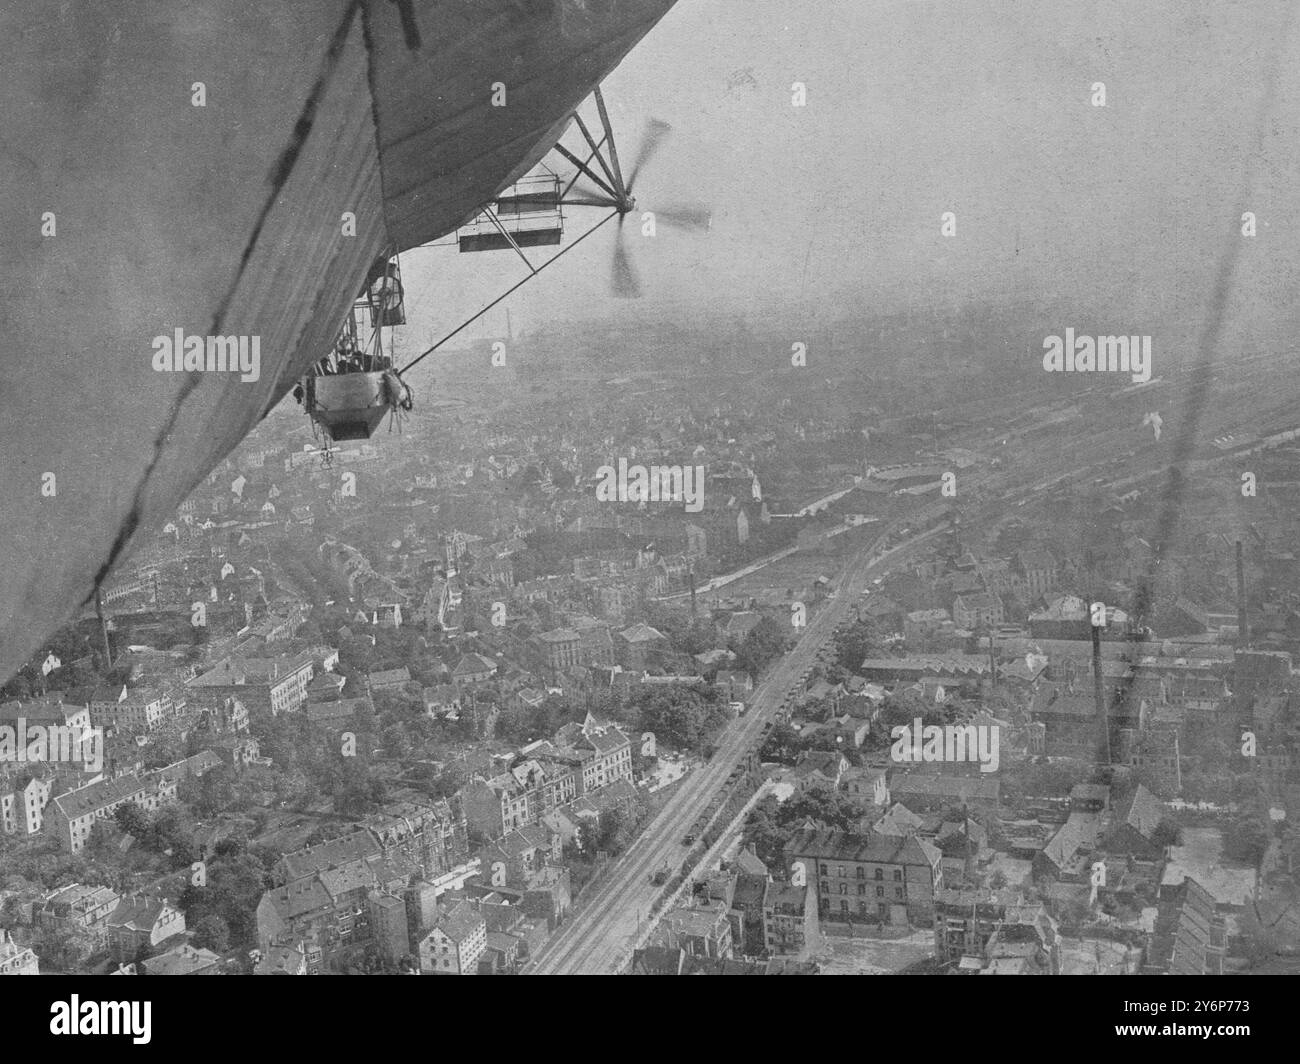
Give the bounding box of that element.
[688,567,697,619]
[1091,619,1110,764]
[1236,540,1250,645]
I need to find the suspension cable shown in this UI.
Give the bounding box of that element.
[396,208,620,377]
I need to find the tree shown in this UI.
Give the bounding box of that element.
[1222,816,1268,868]
[373,687,423,724]
[734,616,787,677]
[426,761,467,801]
[638,688,722,752]
[742,786,860,869]
[192,914,230,953]
[381,723,413,760]
[303,823,352,848]
[84,820,119,861]
[882,689,945,729]
[596,807,637,856]
[835,616,883,673]
[189,766,238,818]
[179,851,270,949]
[760,722,813,765]
[1151,819,1182,848]
[1238,906,1283,968]
[114,803,151,840]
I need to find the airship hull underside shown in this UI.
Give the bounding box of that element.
[0,0,677,681]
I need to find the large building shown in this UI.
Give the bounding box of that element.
[531,620,616,673]
[89,685,180,736]
[532,628,582,670]
[786,829,943,927]
[1030,680,1144,761]
[186,651,315,716]
[952,592,1004,631]
[1015,549,1058,601]
[549,714,633,795]
[0,697,92,735]
[418,900,487,974]
[858,655,990,685]
[889,773,1000,814]
[46,771,179,853]
[617,623,669,671]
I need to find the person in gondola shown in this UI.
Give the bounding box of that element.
[334,334,360,373]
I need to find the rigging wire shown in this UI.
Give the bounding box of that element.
[1101,5,1295,760]
[396,208,620,377]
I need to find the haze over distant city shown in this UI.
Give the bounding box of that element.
[401,0,1300,365]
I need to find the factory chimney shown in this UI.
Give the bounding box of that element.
[1236,540,1250,646]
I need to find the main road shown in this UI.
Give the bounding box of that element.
[528,523,948,974]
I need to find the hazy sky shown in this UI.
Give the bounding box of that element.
[398,0,1300,357]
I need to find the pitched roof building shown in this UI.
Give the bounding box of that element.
[785,828,943,927]
[1142,877,1226,975]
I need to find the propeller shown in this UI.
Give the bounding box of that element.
[625,118,673,193]
[562,116,711,298]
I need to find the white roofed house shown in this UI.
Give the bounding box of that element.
[0,929,38,975]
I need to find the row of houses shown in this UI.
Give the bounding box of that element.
[460,713,635,838]
[34,883,187,961]
[12,748,227,852]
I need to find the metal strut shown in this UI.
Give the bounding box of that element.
[592,86,627,208]
[556,85,634,212]
[396,209,620,377]
[397,84,638,379]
